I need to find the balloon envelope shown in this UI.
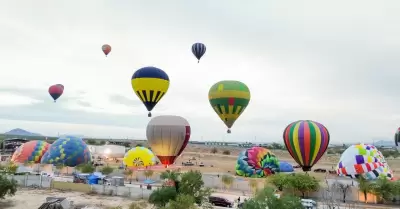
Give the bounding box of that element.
[48,84,64,101]
[41,136,91,167]
[395,128,400,151]
[235,147,280,177]
[131,67,170,117]
[279,161,294,172]
[146,115,190,166]
[11,140,50,164]
[283,120,330,171]
[336,143,393,180]
[123,147,156,167]
[102,44,111,56]
[208,80,250,133]
[191,43,206,62]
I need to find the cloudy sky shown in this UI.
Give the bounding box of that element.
[0,0,399,143]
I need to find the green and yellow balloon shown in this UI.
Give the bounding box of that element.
[208,80,251,133]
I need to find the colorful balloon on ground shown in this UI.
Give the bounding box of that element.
[41,136,91,167]
[48,84,64,102]
[131,67,170,117]
[279,161,294,172]
[283,120,330,171]
[146,115,191,166]
[395,128,400,151]
[102,44,111,56]
[123,147,156,167]
[11,140,50,164]
[235,147,280,177]
[336,144,393,180]
[191,43,206,63]
[208,80,250,133]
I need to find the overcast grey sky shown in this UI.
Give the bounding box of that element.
[0,0,399,143]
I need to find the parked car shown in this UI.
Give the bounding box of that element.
[209,196,233,207]
[182,162,194,166]
[199,162,205,167]
[301,199,317,209]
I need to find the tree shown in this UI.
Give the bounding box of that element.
[270,143,283,150]
[136,143,143,147]
[76,163,95,173]
[333,181,352,203]
[163,194,197,209]
[149,187,177,208]
[144,170,154,179]
[242,186,303,209]
[160,170,181,182]
[210,147,218,154]
[101,165,114,175]
[357,177,371,203]
[369,177,395,203]
[0,174,18,199]
[222,150,230,155]
[178,170,212,204]
[221,174,234,190]
[87,139,97,145]
[99,140,106,145]
[123,169,133,183]
[268,173,289,191]
[6,163,18,174]
[288,173,319,198]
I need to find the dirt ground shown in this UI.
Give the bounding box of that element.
[0,188,151,209]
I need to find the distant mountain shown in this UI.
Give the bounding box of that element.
[373,140,396,147]
[3,128,43,136]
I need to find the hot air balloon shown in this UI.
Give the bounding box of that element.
[48,84,64,102]
[123,147,156,168]
[146,115,191,167]
[208,80,250,133]
[191,43,206,63]
[11,140,50,164]
[102,44,111,57]
[395,128,400,151]
[283,120,330,172]
[131,67,170,117]
[235,147,280,178]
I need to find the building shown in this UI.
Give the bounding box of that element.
[1,138,28,154]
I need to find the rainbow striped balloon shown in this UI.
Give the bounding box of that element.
[283,120,330,171]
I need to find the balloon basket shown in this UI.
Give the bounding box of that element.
[148,112,152,117]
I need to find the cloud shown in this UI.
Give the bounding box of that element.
[0,0,398,143]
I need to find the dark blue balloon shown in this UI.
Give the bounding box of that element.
[191,43,206,63]
[41,135,91,167]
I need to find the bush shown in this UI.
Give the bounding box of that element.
[101,165,115,175]
[222,150,230,155]
[211,147,218,154]
[0,174,18,199]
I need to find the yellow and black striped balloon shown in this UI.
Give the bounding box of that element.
[131,67,170,117]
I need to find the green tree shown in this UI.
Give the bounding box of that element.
[99,140,106,145]
[76,163,95,173]
[160,170,181,182]
[289,173,319,198]
[136,143,143,147]
[149,187,177,208]
[357,177,371,203]
[101,165,114,175]
[123,169,133,183]
[369,177,395,203]
[163,194,197,209]
[242,187,303,209]
[6,163,18,174]
[221,174,234,190]
[271,143,283,150]
[210,147,218,154]
[87,139,97,145]
[144,170,154,179]
[222,150,230,155]
[0,174,18,199]
[179,170,212,204]
[268,173,289,191]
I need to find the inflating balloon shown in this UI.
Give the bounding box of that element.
[191,43,206,63]
[146,115,190,166]
[41,136,91,167]
[48,84,64,102]
[279,161,294,172]
[131,67,170,117]
[208,80,250,133]
[283,120,330,172]
[11,140,50,164]
[123,147,156,167]
[395,128,400,151]
[235,147,280,178]
[336,144,393,180]
[102,44,111,56]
